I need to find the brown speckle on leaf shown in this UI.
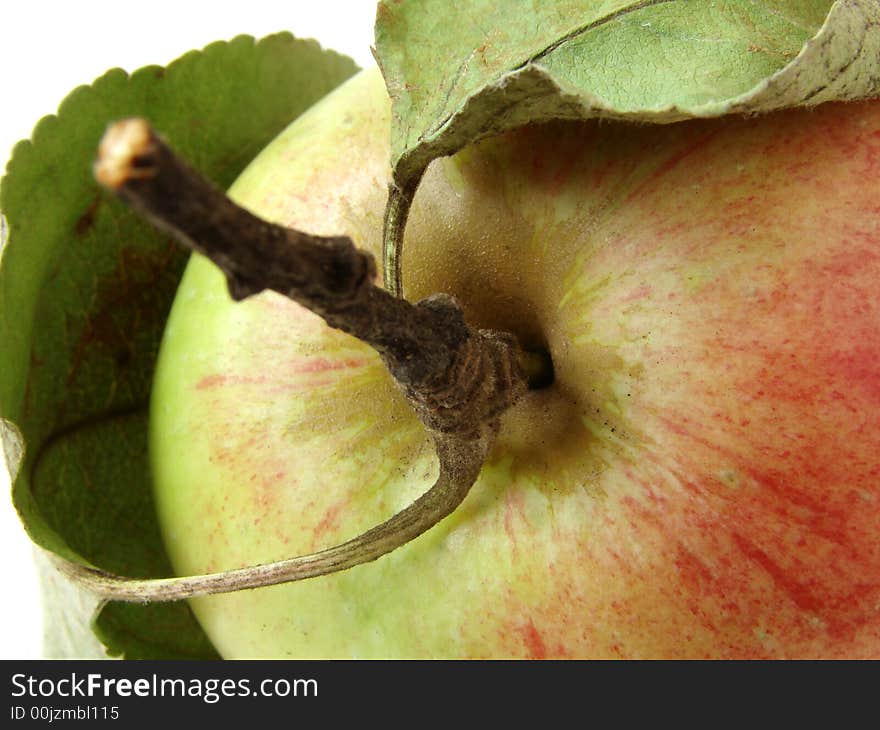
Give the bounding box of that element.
[74,194,102,237]
[65,240,182,387]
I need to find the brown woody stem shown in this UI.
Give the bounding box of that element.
[51,118,533,602]
[95,119,526,433]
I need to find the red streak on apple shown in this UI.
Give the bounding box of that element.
[197,374,268,389]
[196,357,368,390]
[622,131,720,207]
[311,497,350,546]
[520,618,547,660]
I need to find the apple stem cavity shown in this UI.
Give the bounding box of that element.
[51,117,545,602]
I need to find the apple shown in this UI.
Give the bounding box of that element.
[149,66,880,659]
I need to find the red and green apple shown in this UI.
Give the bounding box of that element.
[150,67,880,658]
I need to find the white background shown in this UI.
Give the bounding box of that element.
[0,0,376,659]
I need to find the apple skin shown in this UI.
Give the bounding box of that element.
[150,67,880,659]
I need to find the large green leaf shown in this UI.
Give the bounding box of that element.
[0,33,358,658]
[376,0,880,184]
[375,1,880,291]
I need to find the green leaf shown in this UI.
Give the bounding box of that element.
[376,0,880,184]
[0,33,358,658]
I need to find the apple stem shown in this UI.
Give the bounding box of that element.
[48,117,534,602]
[94,119,528,433]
